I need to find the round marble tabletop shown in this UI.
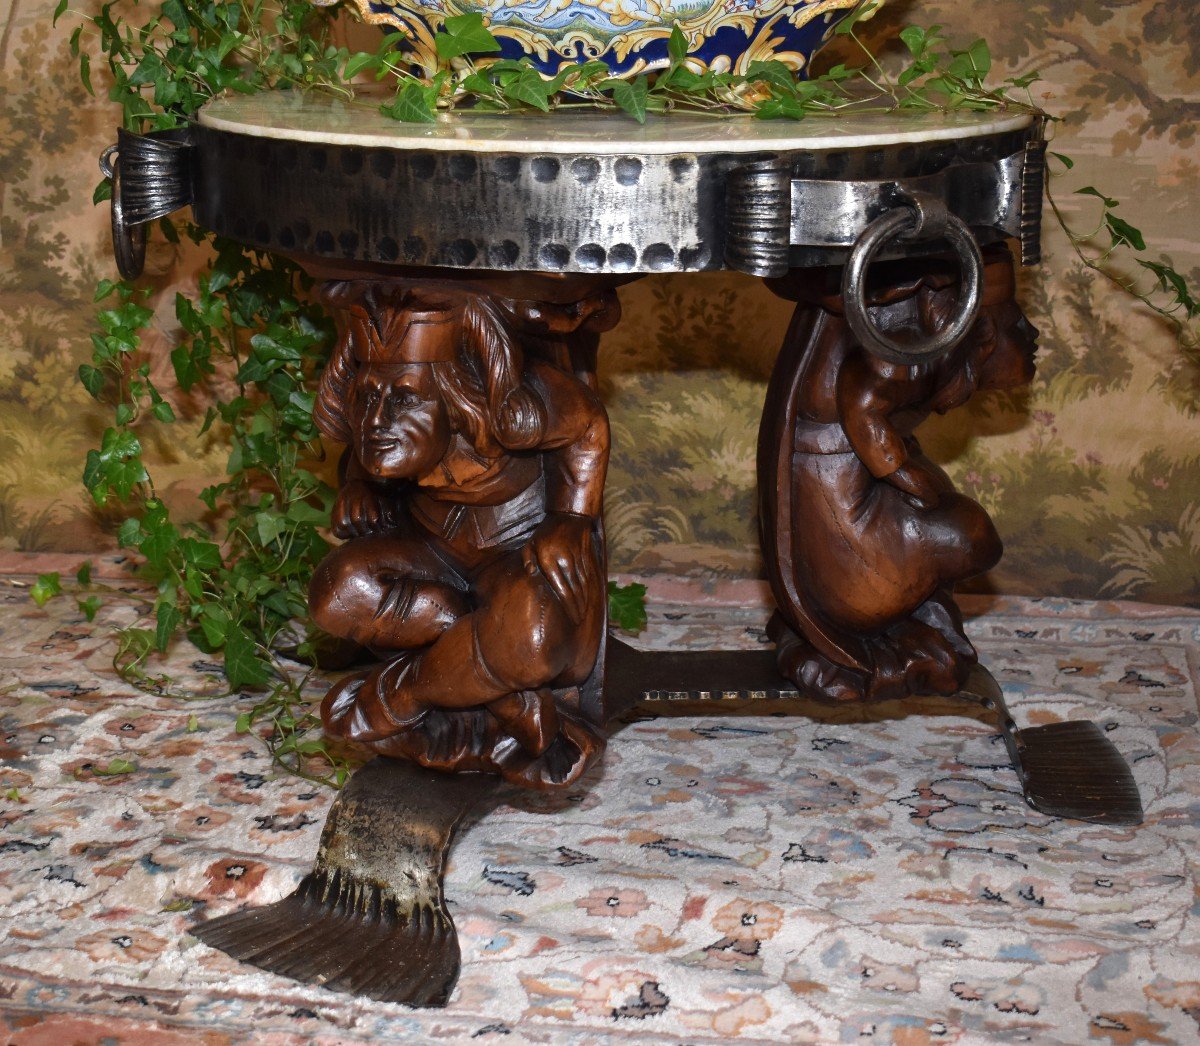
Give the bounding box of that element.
[199,91,1034,155]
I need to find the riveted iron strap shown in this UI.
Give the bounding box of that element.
[1019,131,1048,265]
[787,152,1024,250]
[724,160,793,277]
[101,127,194,279]
[104,127,194,226]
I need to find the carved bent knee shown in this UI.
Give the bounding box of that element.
[309,535,468,652]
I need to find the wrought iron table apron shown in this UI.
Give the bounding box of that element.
[187,122,1037,276]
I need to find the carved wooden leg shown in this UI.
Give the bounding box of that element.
[758,252,1015,703]
[307,271,624,789]
[193,271,630,1005]
[757,247,1140,824]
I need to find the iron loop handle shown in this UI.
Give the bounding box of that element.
[106,152,147,281]
[841,190,984,365]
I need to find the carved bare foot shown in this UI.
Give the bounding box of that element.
[487,689,560,756]
[320,651,425,743]
[495,710,604,788]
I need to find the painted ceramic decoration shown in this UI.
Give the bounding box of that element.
[346,0,871,79]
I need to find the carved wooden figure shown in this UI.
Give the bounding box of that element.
[308,278,621,788]
[760,247,1039,703]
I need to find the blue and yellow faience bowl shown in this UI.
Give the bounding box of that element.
[348,0,872,79]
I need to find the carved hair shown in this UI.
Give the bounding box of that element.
[313,318,357,445]
[458,296,546,452]
[313,294,547,455]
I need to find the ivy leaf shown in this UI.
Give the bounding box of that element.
[139,505,180,573]
[509,69,554,112]
[667,26,688,66]
[964,38,991,81]
[78,596,103,622]
[1106,213,1146,251]
[178,537,223,572]
[835,0,882,34]
[95,757,137,776]
[1137,260,1198,317]
[898,25,928,57]
[31,573,62,607]
[343,52,379,79]
[609,77,649,124]
[171,343,210,391]
[76,561,92,586]
[83,428,147,503]
[746,60,798,96]
[1049,151,1075,170]
[1075,185,1119,209]
[187,714,200,733]
[78,364,105,398]
[607,580,647,634]
[155,600,182,653]
[224,625,273,689]
[381,80,438,124]
[52,0,68,25]
[434,13,501,60]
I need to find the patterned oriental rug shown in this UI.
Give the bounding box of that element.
[0,559,1198,1045]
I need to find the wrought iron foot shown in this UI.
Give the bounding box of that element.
[607,639,1144,825]
[957,663,1143,826]
[191,758,502,1006]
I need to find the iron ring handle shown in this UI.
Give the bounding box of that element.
[102,145,147,280]
[841,191,984,365]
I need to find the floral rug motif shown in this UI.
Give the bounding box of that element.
[0,566,1198,1044]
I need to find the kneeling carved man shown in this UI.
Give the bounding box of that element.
[309,280,614,788]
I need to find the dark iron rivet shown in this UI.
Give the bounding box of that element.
[493,155,522,182]
[446,239,478,266]
[613,157,642,186]
[369,151,395,180]
[642,243,675,270]
[411,154,437,180]
[530,157,560,183]
[488,240,521,267]
[448,155,477,182]
[571,157,600,184]
[538,243,570,269]
[575,243,606,271]
[608,244,637,271]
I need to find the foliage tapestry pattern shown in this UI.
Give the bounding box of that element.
[0,0,1197,605]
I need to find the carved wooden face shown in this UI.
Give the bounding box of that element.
[351,363,452,480]
[977,299,1040,390]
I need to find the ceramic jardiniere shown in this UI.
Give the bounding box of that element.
[346,0,873,79]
